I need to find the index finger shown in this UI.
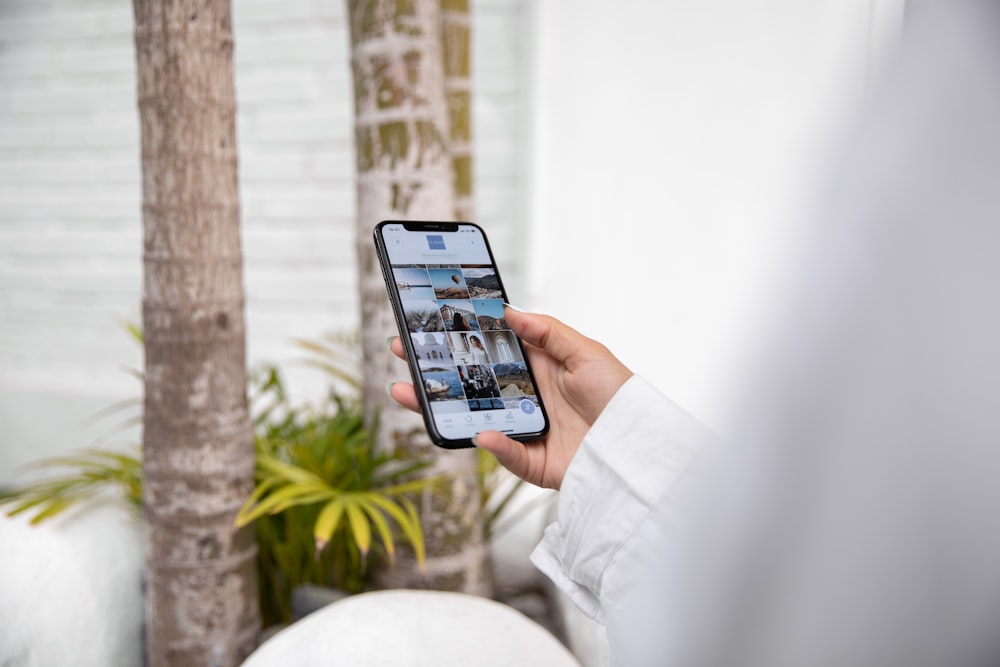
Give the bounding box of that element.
[390,335,405,361]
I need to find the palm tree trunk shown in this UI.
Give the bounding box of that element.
[133,0,260,663]
[348,0,491,596]
[441,0,475,221]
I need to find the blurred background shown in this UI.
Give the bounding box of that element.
[0,0,905,479]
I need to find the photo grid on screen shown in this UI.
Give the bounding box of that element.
[392,263,539,414]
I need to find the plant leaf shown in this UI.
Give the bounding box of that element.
[345,500,371,555]
[313,498,346,552]
[256,454,328,487]
[235,476,284,526]
[378,476,441,497]
[119,319,143,343]
[358,496,396,564]
[238,482,327,524]
[400,497,427,571]
[266,490,337,516]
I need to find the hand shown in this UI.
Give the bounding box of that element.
[388,307,633,489]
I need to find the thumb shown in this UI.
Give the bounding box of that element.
[503,306,590,366]
[473,430,534,483]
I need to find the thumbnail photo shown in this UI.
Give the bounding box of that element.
[462,267,503,299]
[483,330,523,364]
[503,397,525,411]
[430,399,471,414]
[429,268,470,300]
[457,364,501,400]
[393,267,432,296]
[410,332,453,369]
[398,286,436,302]
[492,362,536,397]
[473,299,507,330]
[403,300,445,333]
[421,367,465,402]
[440,300,481,332]
[469,398,506,412]
[448,331,490,365]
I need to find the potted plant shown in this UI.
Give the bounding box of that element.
[0,331,435,626]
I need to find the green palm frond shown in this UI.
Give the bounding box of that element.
[2,327,441,625]
[238,443,434,571]
[0,448,142,524]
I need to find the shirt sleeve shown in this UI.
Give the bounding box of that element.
[530,374,713,624]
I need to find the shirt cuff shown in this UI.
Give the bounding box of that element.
[531,375,712,623]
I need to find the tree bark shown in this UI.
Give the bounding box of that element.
[347,0,491,595]
[133,0,260,664]
[441,0,475,221]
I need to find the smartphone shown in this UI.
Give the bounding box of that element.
[374,221,550,449]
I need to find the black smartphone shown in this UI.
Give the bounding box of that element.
[374,220,550,449]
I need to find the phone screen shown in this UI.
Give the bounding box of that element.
[374,221,549,448]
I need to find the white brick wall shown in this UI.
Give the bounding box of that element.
[0,0,143,404]
[0,0,529,477]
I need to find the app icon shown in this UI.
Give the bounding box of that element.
[427,235,446,250]
[519,399,535,415]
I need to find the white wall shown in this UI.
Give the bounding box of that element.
[526,0,905,426]
[0,0,530,480]
[0,0,906,476]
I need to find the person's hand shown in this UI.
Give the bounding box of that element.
[388,307,633,489]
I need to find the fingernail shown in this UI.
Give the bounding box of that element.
[503,303,526,312]
[386,336,396,349]
[471,433,481,447]
[385,381,395,396]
